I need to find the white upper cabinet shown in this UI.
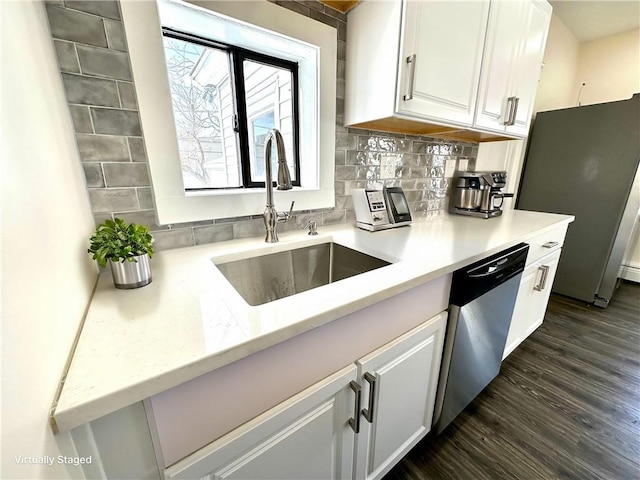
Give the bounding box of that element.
[474,0,552,135]
[396,1,490,125]
[345,0,552,140]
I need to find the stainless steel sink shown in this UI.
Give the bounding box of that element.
[214,242,391,306]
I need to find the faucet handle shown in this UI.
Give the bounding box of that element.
[277,201,295,223]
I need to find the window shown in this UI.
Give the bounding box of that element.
[162,29,300,190]
[120,0,336,223]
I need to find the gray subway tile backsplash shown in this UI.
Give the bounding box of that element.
[69,106,93,134]
[46,0,479,252]
[113,210,168,231]
[136,188,154,210]
[337,21,347,42]
[62,73,120,107]
[76,45,132,81]
[103,163,150,187]
[152,229,195,252]
[322,209,346,225]
[92,213,114,228]
[64,0,121,21]
[309,9,339,29]
[335,132,357,150]
[193,224,234,245]
[172,220,215,229]
[53,40,80,73]
[82,163,105,188]
[46,5,108,47]
[90,108,142,136]
[335,165,356,181]
[337,40,346,62]
[77,134,130,162]
[88,188,139,213]
[104,19,127,52]
[273,0,310,18]
[117,82,137,110]
[337,60,346,81]
[127,137,147,162]
[232,219,266,240]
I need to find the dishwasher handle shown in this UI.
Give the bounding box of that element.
[467,257,512,278]
[466,244,527,280]
[450,243,529,306]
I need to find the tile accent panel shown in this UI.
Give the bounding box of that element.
[45,0,478,251]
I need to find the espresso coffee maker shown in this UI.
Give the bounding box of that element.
[450,171,514,218]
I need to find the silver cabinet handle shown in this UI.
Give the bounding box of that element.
[503,97,514,125]
[543,241,559,249]
[362,372,376,424]
[509,96,520,125]
[403,54,417,101]
[534,265,550,291]
[348,381,362,433]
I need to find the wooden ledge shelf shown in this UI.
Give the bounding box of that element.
[347,117,515,143]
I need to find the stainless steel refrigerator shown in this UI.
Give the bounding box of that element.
[517,94,640,307]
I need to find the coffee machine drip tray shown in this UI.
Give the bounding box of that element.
[451,207,504,219]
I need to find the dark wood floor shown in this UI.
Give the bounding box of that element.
[384,281,640,480]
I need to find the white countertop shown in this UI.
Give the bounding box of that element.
[52,210,573,432]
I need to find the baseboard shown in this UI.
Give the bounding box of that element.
[618,264,640,284]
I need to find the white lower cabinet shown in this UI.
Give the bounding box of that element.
[354,312,446,480]
[165,365,358,480]
[164,312,447,480]
[503,248,561,359]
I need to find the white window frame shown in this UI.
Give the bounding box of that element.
[120,0,336,224]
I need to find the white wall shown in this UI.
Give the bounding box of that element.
[536,19,640,112]
[534,14,581,112]
[1,1,98,479]
[621,213,640,282]
[574,28,640,106]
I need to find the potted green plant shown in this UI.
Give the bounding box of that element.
[88,218,154,289]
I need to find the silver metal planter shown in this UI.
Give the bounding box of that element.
[109,254,152,289]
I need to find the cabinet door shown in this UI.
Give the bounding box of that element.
[354,312,447,480]
[503,249,561,359]
[474,0,526,132]
[397,1,489,126]
[475,0,551,136]
[506,0,552,136]
[165,365,357,480]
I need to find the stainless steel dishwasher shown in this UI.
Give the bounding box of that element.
[433,242,529,434]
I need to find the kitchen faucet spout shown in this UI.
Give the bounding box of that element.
[263,128,293,243]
